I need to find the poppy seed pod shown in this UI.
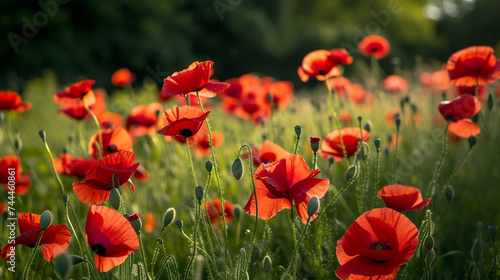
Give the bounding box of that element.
[195,186,204,203]
[363,121,372,133]
[294,125,302,137]
[425,249,435,264]
[310,137,321,153]
[374,138,381,150]
[40,210,53,230]
[62,194,69,204]
[176,220,183,231]
[163,208,176,228]
[205,160,213,173]
[307,196,320,218]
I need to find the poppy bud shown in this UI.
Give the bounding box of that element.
[444,185,455,202]
[262,255,273,273]
[40,210,53,230]
[55,252,72,280]
[328,157,334,167]
[294,125,302,137]
[307,196,320,218]
[126,213,142,233]
[163,208,176,228]
[195,186,204,203]
[70,255,86,265]
[468,136,477,148]
[374,138,381,150]
[176,219,183,231]
[232,157,244,180]
[14,131,22,153]
[344,164,358,181]
[384,147,390,157]
[363,121,372,133]
[425,249,435,264]
[233,205,242,220]
[61,194,69,204]
[424,236,434,251]
[68,134,75,143]
[252,244,262,261]
[488,93,494,110]
[39,130,46,141]
[109,188,121,210]
[310,137,321,153]
[357,116,362,123]
[205,160,213,173]
[488,225,498,240]
[395,114,401,128]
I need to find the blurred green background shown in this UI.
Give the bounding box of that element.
[1,0,500,90]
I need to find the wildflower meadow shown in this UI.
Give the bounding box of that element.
[1,8,500,280]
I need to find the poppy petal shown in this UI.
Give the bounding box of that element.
[448,119,480,138]
[289,177,329,223]
[244,180,292,220]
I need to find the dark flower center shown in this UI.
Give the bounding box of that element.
[27,243,35,248]
[107,144,118,153]
[367,240,393,251]
[91,243,107,256]
[318,70,327,75]
[179,129,193,138]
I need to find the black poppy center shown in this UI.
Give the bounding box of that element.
[27,243,35,248]
[179,129,193,138]
[107,144,118,153]
[91,243,107,256]
[367,240,393,251]
[318,70,327,75]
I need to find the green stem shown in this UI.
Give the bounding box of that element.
[196,92,228,279]
[83,100,103,159]
[282,218,310,280]
[138,232,151,279]
[393,125,400,184]
[445,147,473,186]
[493,237,498,280]
[41,136,66,195]
[427,122,449,198]
[293,133,300,155]
[185,138,199,187]
[185,202,201,280]
[325,81,350,165]
[23,229,44,280]
[373,146,381,208]
[370,55,379,91]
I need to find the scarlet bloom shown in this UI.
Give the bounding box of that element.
[53,153,96,179]
[438,95,481,122]
[335,208,418,279]
[358,35,391,59]
[0,155,31,195]
[73,151,140,205]
[86,205,139,272]
[1,212,71,262]
[320,128,370,162]
[161,61,229,98]
[126,103,163,138]
[456,85,487,102]
[377,185,431,212]
[328,48,354,65]
[54,79,96,106]
[157,106,210,138]
[448,119,480,138]
[420,69,451,92]
[383,75,409,93]
[447,46,500,86]
[250,140,291,166]
[327,77,351,97]
[111,68,135,87]
[88,127,134,160]
[143,213,156,233]
[0,91,31,112]
[58,89,106,121]
[99,112,124,129]
[298,50,341,82]
[244,154,329,224]
[205,198,235,225]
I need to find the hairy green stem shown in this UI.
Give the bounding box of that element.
[22,229,44,280]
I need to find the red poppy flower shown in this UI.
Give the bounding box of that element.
[54,79,96,106]
[319,128,370,162]
[335,208,418,279]
[0,155,31,195]
[1,213,71,262]
[327,77,351,97]
[205,198,234,225]
[249,140,291,166]
[358,35,391,59]
[54,153,96,179]
[377,185,431,212]
[244,154,329,224]
[192,130,224,157]
[99,112,124,129]
[328,48,354,65]
[456,85,487,102]
[126,103,163,138]
[339,110,352,126]
[298,50,341,82]
[161,61,229,98]
[88,127,134,160]
[448,119,480,138]
[86,205,139,272]
[133,165,149,182]
[111,68,135,87]
[58,89,106,121]
[142,213,156,233]
[264,78,294,110]
[0,91,31,112]
[447,46,500,87]
[429,69,452,91]
[157,106,210,138]
[347,84,370,105]
[73,151,140,205]
[383,75,409,93]
[438,95,481,122]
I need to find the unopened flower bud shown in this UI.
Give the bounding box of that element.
[344,165,358,181]
[195,186,204,203]
[424,236,434,251]
[468,136,477,148]
[61,194,69,204]
[488,225,498,240]
[252,244,262,261]
[488,93,494,110]
[328,157,334,167]
[40,210,53,230]
[233,205,242,220]
[39,130,46,141]
[307,196,320,218]
[163,208,176,228]
[205,160,213,173]
[363,121,372,133]
[444,185,454,202]
[262,255,273,273]
[176,219,183,231]
[374,138,381,150]
[294,125,302,137]
[310,137,321,153]
[110,188,121,210]
[425,249,435,264]
[232,157,244,180]
[395,114,401,128]
[126,213,142,233]
[55,252,72,280]
[357,116,362,123]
